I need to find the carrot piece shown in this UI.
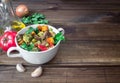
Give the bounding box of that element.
[46,37,54,44]
[31,31,36,36]
[41,25,48,31]
[49,43,54,47]
[37,25,42,31]
[18,40,24,45]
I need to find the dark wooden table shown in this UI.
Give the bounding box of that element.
[0,0,120,83]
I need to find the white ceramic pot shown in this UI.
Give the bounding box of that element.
[7,24,65,64]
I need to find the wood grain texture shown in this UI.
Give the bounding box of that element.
[0,66,120,83]
[0,0,120,83]
[0,0,120,66]
[1,40,120,66]
[52,23,120,41]
[12,0,120,24]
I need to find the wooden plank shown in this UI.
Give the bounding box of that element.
[12,0,120,11]
[1,0,120,66]
[50,40,120,65]
[12,0,120,24]
[0,66,120,83]
[13,0,120,4]
[0,66,107,83]
[1,40,120,66]
[12,0,120,25]
[105,67,120,83]
[41,10,119,23]
[12,2,120,10]
[52,23,120,41]
[43,11,120,24]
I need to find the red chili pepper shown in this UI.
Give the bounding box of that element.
[38,44,47,51]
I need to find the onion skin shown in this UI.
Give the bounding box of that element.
[16,4,29,17]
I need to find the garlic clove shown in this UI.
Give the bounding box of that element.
[16,63,26,72]
[31,66,43,78]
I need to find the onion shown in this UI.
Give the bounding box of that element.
[16,4,29,17]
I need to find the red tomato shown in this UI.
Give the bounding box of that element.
[0,31,17,51]
[38,45,47,51]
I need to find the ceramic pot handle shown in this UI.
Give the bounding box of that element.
[7,47,22,57]
[58,28,65,35]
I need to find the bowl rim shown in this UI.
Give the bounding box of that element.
[15,24,61,53]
